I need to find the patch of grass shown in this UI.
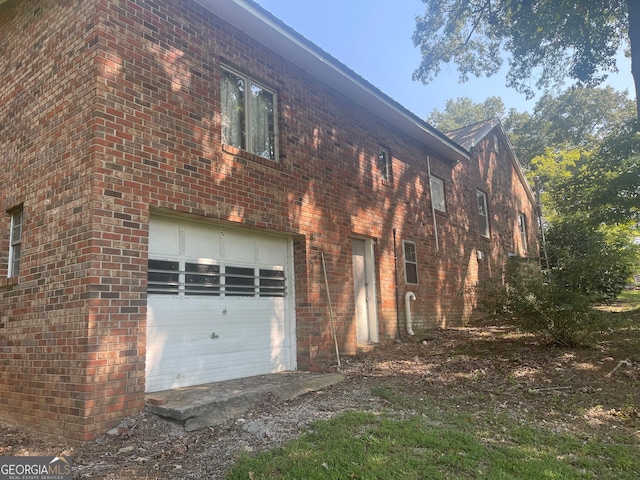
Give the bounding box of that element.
[227,403,640,479]
[618,289,640,306]
[228,303,640,479]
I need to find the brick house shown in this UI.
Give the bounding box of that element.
[0,0,539,441]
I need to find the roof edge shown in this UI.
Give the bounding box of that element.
[196,0,469,163]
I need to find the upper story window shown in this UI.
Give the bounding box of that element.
[221,67,277,160]
[8,207,22,278]
[429,175,446,213]
[477,190,490,238]
[493,133,500,154]
[518,213,528,253]
[403,241,418,284]
[378,148,392,183]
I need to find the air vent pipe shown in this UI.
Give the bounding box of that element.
[405,291,416,336]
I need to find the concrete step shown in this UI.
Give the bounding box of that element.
[145,371,345,431]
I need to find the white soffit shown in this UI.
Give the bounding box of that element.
[196,0,469,163]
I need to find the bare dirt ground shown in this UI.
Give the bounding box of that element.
[2,306,639,479]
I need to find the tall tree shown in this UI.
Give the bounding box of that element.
[426,96,505,132]
[413,0,640,122]
[569,119,640,224]
[427,87,635,166]
[512,87,635,163]
[530,87,636,150]
[529,148,589,221]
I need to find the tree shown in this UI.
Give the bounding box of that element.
[545,216,636,302]
[525,119,639,225]
[528,87,636,153]
[529,148,590,221]
[565,119,640,224]
[427,87,635,166]
[426,96,505,132]
[527,135,640,301]
[413,0,640,122]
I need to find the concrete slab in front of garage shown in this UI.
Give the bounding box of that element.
[145,371,345,431]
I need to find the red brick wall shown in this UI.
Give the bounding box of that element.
[0,0,147,441]
[0,0,539,440]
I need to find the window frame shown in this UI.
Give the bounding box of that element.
[429,175,446,213]
[8,207,23,278]
[378,147,392,183]
[518,212,528,253]
[402,240,418,285]
[477,190,490,238]
[220,66,278,161]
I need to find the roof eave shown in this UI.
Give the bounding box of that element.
[196,0,469,163]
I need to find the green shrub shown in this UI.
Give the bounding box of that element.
[480,258,604,347]
[545,217,635,303]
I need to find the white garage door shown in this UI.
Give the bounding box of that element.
[145,216,296,393]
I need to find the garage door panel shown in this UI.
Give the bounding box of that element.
[149,217,181,256]
[146,325,290,392]
[147,298,285,339]
[146,351,288,393]
[146,325,285,357]
[221,229,256,264]
[255,235,287,264]
[183,222,222,259]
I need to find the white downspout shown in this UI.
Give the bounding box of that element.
[405,291,416,336]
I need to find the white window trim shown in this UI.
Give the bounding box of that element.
[477,190,490,238]
[378,147,392,183]
[518,213,528,253]
[429,175,446,213]
[402,240,418,285]
[221,66,278,161]
[8,207,22,278]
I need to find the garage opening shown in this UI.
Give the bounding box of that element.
[145,216,296,393]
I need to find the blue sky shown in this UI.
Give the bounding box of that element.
[254,0,635,121]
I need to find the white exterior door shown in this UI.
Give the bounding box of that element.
[145,216,296,393]
[352,238,378,344]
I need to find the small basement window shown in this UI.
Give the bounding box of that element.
[403,241,418,284]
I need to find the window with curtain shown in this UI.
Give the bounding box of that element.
[221,68,276,160]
